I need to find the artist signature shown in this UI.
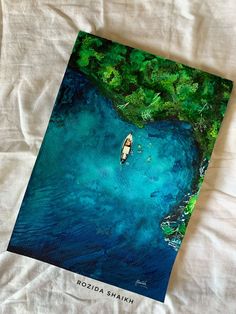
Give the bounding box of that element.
[135,280,148,289]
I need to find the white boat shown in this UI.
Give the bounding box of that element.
[120,133,133,164]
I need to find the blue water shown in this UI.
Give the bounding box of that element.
[8,69,199,302]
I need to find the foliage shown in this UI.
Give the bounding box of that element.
[70,32,232,161]
[184,194,198,215]
[69,31,233,248]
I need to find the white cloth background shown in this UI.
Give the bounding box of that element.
[1,1,236,313]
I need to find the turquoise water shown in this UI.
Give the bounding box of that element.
[8,69,199,301]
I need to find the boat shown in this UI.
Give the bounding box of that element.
[120,133,133,164]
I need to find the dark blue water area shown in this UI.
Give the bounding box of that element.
[8,68,200,302]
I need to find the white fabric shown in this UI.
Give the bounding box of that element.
[1,1,236,313]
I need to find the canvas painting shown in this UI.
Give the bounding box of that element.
[8,31,233,302]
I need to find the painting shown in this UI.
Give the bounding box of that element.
[8,31,233,302]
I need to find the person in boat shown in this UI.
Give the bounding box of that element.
[121,138,132,163]
[125,138,131,147]
[121,132,133,164]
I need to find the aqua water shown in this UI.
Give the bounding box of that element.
[8,69,199,301]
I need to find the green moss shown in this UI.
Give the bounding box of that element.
[177,223,187,236]
[161,225,176,236]
[184,194,198,215]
